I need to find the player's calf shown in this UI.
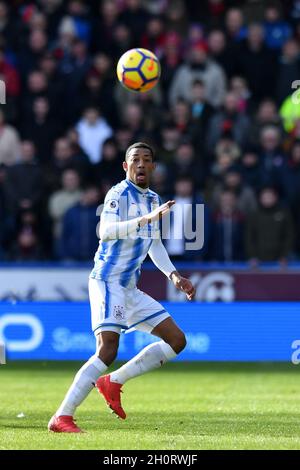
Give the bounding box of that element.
[167,331,187,354]
[96,347,118,366]
[96,331,120,366]
[152,318,187,354]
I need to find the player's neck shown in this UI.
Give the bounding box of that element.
[127,178,149,193]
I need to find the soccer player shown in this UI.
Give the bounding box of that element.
[48,142,196,433]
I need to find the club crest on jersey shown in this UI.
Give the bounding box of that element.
[113,305,125,320]
[151,202,159,210]
[149,196,159,210]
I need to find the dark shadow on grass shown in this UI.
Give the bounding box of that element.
[76,410,300,438]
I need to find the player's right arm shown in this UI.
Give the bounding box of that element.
[99,189,133,241]
[100,192,175,242]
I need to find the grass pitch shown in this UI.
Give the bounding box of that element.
[1,361,300,450]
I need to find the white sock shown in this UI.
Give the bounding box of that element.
[56,355,107,417]
[110,341,177,385]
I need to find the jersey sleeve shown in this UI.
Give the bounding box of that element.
[101,189,122,222]
[148,237,176,278]
[147,193,175,277]
[99,188,140,241]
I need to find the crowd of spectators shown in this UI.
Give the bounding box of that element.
[0,0,300,264]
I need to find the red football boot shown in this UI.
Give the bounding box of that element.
[96,375,126,420]
[48,415,83,433]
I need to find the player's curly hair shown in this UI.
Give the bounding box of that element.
[125,142,154,161]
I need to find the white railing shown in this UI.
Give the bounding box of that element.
[0,340,6,364]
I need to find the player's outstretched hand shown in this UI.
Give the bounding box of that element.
[139,200,175,226]
[170,271,196,301]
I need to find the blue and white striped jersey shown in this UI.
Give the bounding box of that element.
[90,179,161,288]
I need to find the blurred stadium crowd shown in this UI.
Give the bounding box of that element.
[0,0,300,263]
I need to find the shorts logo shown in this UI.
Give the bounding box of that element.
[113,305,125,320]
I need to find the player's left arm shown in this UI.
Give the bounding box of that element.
[148,237,196,301]
[169,270,196,301]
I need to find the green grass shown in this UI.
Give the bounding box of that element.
[1,361,300,450]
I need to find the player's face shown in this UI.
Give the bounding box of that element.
[123,148,156,188]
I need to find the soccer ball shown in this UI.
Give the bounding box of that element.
[117,48,161,93]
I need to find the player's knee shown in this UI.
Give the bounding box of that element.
[169,331,187,354]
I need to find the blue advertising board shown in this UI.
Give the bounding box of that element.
[0,302,299,361]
